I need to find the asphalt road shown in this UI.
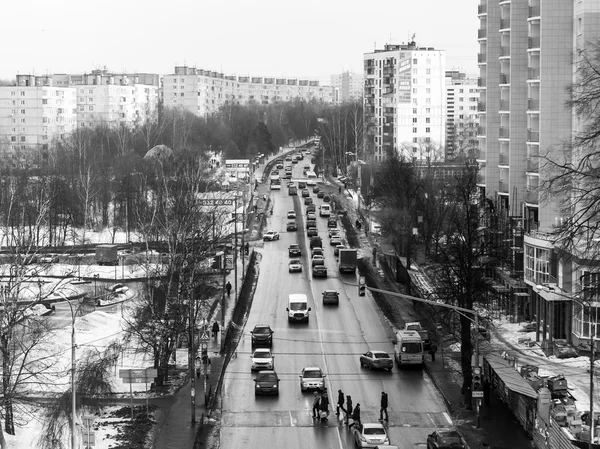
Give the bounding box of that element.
[219,159,451,449]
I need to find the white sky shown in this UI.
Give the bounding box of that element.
[0,0,479,82]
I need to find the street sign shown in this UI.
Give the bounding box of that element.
[119,368,158,384]
[198,198,234,206]
[472,391,484,398]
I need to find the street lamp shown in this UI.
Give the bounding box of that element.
[93,274,99,298]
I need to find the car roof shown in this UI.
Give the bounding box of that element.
[370,350,390,355]
[253,348,271,354]
[302,367,322,372]
[323,290,338,294]
[362,423,386,430]
[436,430,461,436]
[253,324,272,330]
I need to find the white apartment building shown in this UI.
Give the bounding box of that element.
[0,74,77,165]
[445,71,479,160]
[363,42,446,162]
[330,71,364,103]
[163,66,335,117]
[52,70,160,128]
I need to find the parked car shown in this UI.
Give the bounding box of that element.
[330,237,343,247]
[302,189,310,197]
[352,423,390,448]
[327,218,337,228]
[286,221,298,232]
[310,236,323,249]
[263,230,280,241]
[311,247,324,257]
[426,430,466,449]
[359,350,393,371]
[311,255,325,267]
[329,229,341,238]
[251,348,274,371]
[312,265,327,278]
[322,290,339,306]
[317,191,325,199]
[288,258,302,272]
[304,197,313,205]
[288,243,301,257]
[39,254,59,263]
[299,367,325,391]
[298,181,306,189]
[306,219,317,230]
[251,325,274,347]
[287,210,296,219]
[307,212,317,221]
[306,204,316,213]
[307,227,318,238]
[254,370,280,396]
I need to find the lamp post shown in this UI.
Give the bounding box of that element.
[93,274,99,298]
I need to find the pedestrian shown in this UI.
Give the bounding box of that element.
[245,242,249,254]
[429,342,438,362]
[319,389,330,421]
[345,395,353,419]
[339,186,342,194]
[226,281,232,296]
[312,391,321,419]
[336,389,345,416]
[263,194,267,202]
[351,403,361,428]
[212,321,220,338]
[380,391,389,421]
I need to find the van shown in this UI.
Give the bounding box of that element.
[319,204,331,217]
[286,293,311,323]
[393,330,424,367]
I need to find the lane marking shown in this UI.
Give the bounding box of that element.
[443,412,452,425]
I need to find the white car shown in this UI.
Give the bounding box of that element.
[263,231,280,241]
[352,422,391,448]
[311,255,325,267]
[299,367,325,391]
[328,229,340,239]
[288,259,302,272]
[39,255,59,263]
[251,348,274,371]
[287,210,296,219]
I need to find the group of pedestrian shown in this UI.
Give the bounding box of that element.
[316,388,389,429]
[312,389,330,421]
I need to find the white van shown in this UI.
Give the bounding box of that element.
[319,204,331,217]
[286,293,311,323]
[393,330,424,367]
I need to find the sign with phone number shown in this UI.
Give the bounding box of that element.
[199,199,234,206]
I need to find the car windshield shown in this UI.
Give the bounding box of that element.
[406,324,420,330]
[290,244,299,249]
[402,342,422,354]
[303,370,322,378]
[258,373,277,382]
[290,302,307,310]
[254,352,271,359]
[253,327,271,335]
[364,427,386,435]
[290,259,300,264]
[374,353,391,359]
[440,437,462,444]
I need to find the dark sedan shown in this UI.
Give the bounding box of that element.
[359,350,393,371]
[254,370,280,396]
[312,265,327,278]
[426,430,466,449]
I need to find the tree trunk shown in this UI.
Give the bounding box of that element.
[1,336,14,435]
[0,424,7,449]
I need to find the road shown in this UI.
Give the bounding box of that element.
[219,154,450,449]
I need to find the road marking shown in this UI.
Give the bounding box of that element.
[289,410,295,427]
[443,412,452,425]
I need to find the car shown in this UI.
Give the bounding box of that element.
[359,350,394,371]
[289,258,302,272]
[299,367,325,391]
[426,430,466,449]
[306,204,316,213]
[251,325,274,347]
[298,181,306,189]
[39,254,59,263]
[311,255,325,267]
[302,189,310,197]
[272,169,279,176]
[307,212,317,221]
[327,218,337,228]
[311,247,324,257]
[322,290,340,306]
[317,191,325,199]
[352,423,390,448]
[303,165,311,171]
[286,221,298,232]
[285,156,292,162]
[330,237,343,247]
[287,181,295,187]
[306,219,317,230]
[313,186,320,194]
[276,163,283,169]
[334,244,346,257]
[312,265,327,278]
[263,230,280,241]
[287,210,296,219]
[254,370,280,396]
[288,244,301,257]
[251,348,274,371]
[304,197,313,205]
[323,195,331,203]
[27,302,56,318]
[329,229,340,238]
[307,227,318,238]
[310,236,323,249]
[292,158,299,164]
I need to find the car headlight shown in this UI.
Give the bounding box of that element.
[255,384,260,388]
[272,384,277,388]
[359,435,367,442]
[302,381,307,387]
[384,437,389,443]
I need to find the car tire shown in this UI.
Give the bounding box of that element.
[360,359,364,368]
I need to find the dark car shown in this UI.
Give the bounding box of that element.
[313,186,320,194]
[306,204,316,213]
[426,430,466,449]
[254,370,280,396]
[310,236,323,249]
[302,189,310,197]
[288,243,301,257]
[304,197,313,205]
[317,191,325,199]
[251,325,274,348]
[334,244,346,257]
[286,221,298,232]
[298,181,306,189]
[322,290,339,306]
[323,195,331,203]
[306,219,317,230]
[312,265,328,278]
[307,227,318,238]
[327,218,337,228]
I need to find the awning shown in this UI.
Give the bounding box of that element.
[485,353,538,399]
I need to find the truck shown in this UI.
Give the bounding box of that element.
[403,322,431,350]
[338,248,357,273]
[95,244,118,266]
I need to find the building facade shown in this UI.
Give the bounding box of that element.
[0,74,77,166]
[445,71,479,160]
[330,71,364,103]
[363,42,446,163]
[163,66,335,117]
[477,0,600,354]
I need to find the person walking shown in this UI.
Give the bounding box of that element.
[312,391,321,419]
[319,389,330,421]
[245,242,250,255]
[345,395,353,423]
[212,321,220,339]
[380,391,389,421]
[225,281,232,296]
[351,403,361,428]
[336,389,345,416]
[429,342,438,362]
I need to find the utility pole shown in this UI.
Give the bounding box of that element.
[234,195,238,300]
[189,287,196,423]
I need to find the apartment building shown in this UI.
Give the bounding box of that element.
[445,71,479,160]
[163,66,335,117]
[0,74,77,166]
[477,0,600,355]
[52,69,160,128]
[330,71,364,103]
[363,41,446,163]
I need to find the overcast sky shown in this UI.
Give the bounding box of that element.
[0,0,479,82]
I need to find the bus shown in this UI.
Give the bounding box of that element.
[306,171,318,186]
[270,175,281,190]
[393,330,424,367]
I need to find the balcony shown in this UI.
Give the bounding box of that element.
[478,102,487,112]
[500,99,510,111]
[365,98,375,106]
[478,29,487,39]
[499,153,509,165]
[525,189,538,204]
[499,180,509,193]
[527,98,539,111]
[528,67,540,80]
[478,53,487,64]
[477,126,487,136]
[477,173,486,184]
[500,73,510,84]
[529,4,540,18]
[526,158,539,173]
[499,127,510,138]
[478,3,487,14]
[528,36,540,49]
[478,77,487,87]
[476,148,486,160]
[527,129,540,142]
[500,18,511,29]
[500,46,511,57]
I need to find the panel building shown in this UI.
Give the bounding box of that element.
[330,71,364,103]
[363,41,446,162]
[445,71,479,160]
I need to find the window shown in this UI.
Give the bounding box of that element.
[89,89,93,94]
[426,108,431,113]
[88,105,94,111]
[10,91,15,97]
[413,58,418,64]
[10,136,16,142]
[426,68,431,75]
[426,127,430,133]
[426,118,430,123]
[413,108,417,114]
[413,137,417,143]
[20,109,25,114]
[42,99,47,105]
[413,127,417,133]
[20,91,25,96]
[412,118,418,123]
[79,105,84,112]
[412,78,417,84]
[459,89,464,93]
[426,88,431,94]
[20,136,25,142]
[425,137,430,143]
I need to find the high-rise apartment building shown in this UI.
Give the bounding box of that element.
[363,42,446,162]
[0,74,77,165]
[477,0,600,353]
[445,71,479,160]
[163,66,335,117]
[330,71,363,103]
